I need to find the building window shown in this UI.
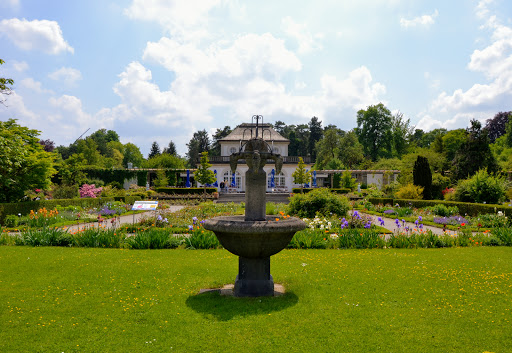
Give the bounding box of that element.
[272,147,280,154]
[267,171,285,188]
[224,170,242,188]
[229,147,237,154]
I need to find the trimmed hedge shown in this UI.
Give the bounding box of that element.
[331,188,351,194]
[0,196,144,225]
[154,187,217,195]
[368,197,512,217]
[292,188,314,194]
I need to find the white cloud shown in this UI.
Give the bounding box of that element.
[400,9,438,29]
[430,5,512,116]
[11,60,28,72]
[20,78,53,94]
[48,67,82,85]
[0,91,37,121]
[0,18,74,54]
[281,16,323,54]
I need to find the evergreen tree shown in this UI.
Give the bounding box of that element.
[413,155,432,199]
[148,141,161,159]
[163,141,177,156]
[308,116,323,160]
[186,130,211,167]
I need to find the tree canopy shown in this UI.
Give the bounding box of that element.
[356,103,393,161]
[0,119,56,202]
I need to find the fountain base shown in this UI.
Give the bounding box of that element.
[234,257,274,297]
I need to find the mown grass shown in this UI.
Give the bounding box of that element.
[1,247,511,352]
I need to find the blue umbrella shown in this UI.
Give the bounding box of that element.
[312,170,317,187]
[213,170,218,187]
[231,172,236,187]
[270,169,275,188]
[186,170,191,188]
[304,169,310,188]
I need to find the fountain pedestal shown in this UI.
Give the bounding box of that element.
[235,257,273,297]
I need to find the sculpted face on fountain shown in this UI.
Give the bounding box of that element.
[229,137,283,175]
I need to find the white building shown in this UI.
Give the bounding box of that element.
[199,121,399,192]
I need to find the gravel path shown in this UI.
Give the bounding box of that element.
[64,205,186,232]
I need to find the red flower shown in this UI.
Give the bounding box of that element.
[461,223,466,227]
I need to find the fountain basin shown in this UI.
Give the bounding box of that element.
[203,215,306,258]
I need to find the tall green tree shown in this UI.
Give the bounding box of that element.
[339,131,364,168]
[452,120,499,180]
[0,119,56,202]
[186,129,211,167]
[88,129,120,155]
[314,129,341,169]
[195,152,216,200]
[122,143,144,168]
[391,111,412,158]
[308,116,323,160]
[356,103,393,161]
[0,59,14,106]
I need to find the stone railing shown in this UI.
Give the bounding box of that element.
[205,156,312,164]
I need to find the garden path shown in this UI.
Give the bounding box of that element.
[354,211,458,237]
[64,205,186,233]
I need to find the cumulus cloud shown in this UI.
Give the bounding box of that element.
[20,78,53,94]
[400,9,439,29]
[48,67,82,85]
[11,60,29,72]
[0,18,74,54]
[281,16,323,54]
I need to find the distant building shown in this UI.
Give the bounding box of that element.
[197,121,399,191]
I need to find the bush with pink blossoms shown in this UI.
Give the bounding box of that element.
[79,184,103,198]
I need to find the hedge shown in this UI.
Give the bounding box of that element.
[154,187,217,195]
[292,188,314,194]
[331,188,351,194]
[367,197,512,217]
[0,197,114,224]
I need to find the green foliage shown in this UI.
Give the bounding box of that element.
[0,58,14,105]
[127,229,184,249]
[4,215,18,227]
[287,188,349,218]
[338,131,364,168]
[454,169,507,204]
[431,173,451,200]
[428,204,459,217]
[153,168,168,187]
[185,229,220,249]
[452,120,499,180]
[356,103,393,161]
[394,184,423,200]
[492,228,512,246]
[154,187,217,195]
[71,228,123,248]
[195,152,216,188]
[292,157,312,193]
[314,129,341,169]
[21,227,70,247]
[340,170,357,190]
[0,119,56,202]
[288,229,328,249]
[338,229,385,249]
[413,155,432,199]
[332,173,341,188]
[143,153,186,169]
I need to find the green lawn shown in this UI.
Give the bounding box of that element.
[1,247,511,353]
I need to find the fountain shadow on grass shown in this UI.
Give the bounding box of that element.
[185,290,299,321]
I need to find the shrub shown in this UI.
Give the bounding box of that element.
[340,170,357,190]
[21,227,70,246]
[394,184,423,200]
[428,204,459,217]
[52,184,79,199]
[72,228,123,248]
[126,229,183,249]
[454,169,508,204]
[413,155,432,199]
[185,229,220,249]
[287,188,350,218]
[79,184,103,198]
[4,214,18,227]
[288,229,328,249]
[493,227,512,246]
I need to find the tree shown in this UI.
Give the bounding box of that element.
[0,59,14,106]
[38,139,55,152]
[148,141,161,159]
[211,126,232,156]
[485,111,511,143]
[292,157,312,193]
[338,131,364,168]
[162,141,178,156]
[88,129,120,155]
[0,119,56,202]
[195,152,216,200]
[314,129,341,169]
[308,116,323,160]
[452,120,499,180]
[356,103,393,161]
[186,129,211,167]
[153,168,169,188]
[122,143,144,168]
[59,153,87,186]
[413,156,432,199]
[391,111,412,158]
[441,129,467,163]
[76,138,101,165]
[143,153,186,169]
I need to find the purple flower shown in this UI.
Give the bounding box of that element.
[418,216,422,221]
[364,221,371,229]
[188,225,193,231]
[378,217,384,226]
[384,209,395,215]
[192,216,198,224]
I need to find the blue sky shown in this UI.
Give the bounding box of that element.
[1,0,511,156]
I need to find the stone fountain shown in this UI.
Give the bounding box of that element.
[203,116,306,297]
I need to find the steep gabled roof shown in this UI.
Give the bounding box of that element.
[220,123,289,142]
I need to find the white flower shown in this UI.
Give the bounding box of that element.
[330,233,339,239]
